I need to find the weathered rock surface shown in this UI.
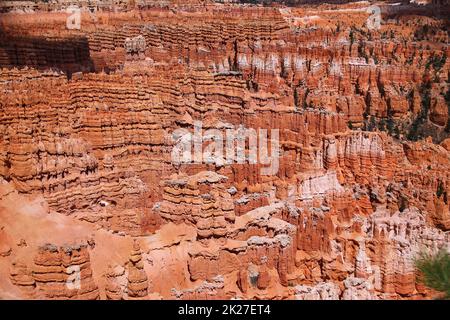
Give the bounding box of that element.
[0,1,449,300]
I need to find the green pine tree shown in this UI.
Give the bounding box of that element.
[415,249,450,299]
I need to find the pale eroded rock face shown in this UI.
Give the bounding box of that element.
[0,1,449,300]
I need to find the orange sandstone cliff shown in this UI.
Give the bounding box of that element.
[0,0,449,300]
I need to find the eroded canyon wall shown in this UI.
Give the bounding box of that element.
[0,1,449,299]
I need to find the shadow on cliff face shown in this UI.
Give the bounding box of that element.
[0,33,94,78]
